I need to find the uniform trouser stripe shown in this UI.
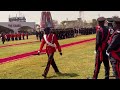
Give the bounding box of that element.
[93,52,109,79]
[115,61,119,79]
[93,53,101,79]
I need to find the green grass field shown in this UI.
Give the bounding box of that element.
[0,34,95,58]
[0,34,114,79]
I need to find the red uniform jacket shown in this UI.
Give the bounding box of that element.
[5,34,8,38]
[22,33,25,37]
[18,33,21,38]
[39,33,61,54]
[26,33,28,36]
[8,34,10,38]
[11,34,14,38]
[14,34,17,38]
[9,34,12,38]
[17,33,19,38]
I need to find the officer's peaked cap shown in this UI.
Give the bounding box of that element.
[97,17,106,22]
[107,18,113,22]
[44,27,51,31]
[113,17,120,22]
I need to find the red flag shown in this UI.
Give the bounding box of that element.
[40,11,54,29]
[46,11,54,28]
[40,11,47,29]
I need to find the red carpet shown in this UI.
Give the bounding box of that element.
[0,38,96,64]
[0,41,39,48]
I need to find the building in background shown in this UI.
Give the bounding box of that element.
[0,13,35,33]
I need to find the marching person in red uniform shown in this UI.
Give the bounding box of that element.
[22,33,25,40]
[106,17,120,79]
[26,32,28,39]
[9,33,12,41]
[5,33,9,41]
[38,27,62,78]
[7,33,10,41]
[92,17,110,79]
[18,32,21,40]
[0,32,6,44]
[14,33,18,40]
[17,33,19,40]
[11,33,15,41]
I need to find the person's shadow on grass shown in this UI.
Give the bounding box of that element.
[47,72,79,79]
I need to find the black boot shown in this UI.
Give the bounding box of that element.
[42,74,46,79]
[112,72,116,77]
[87,77,97,79]
[105,76,109,79]
[56,72,62,75]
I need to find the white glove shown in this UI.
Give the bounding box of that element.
[38,51,40,54]
[94,51,96,54]
[106,51,109,56]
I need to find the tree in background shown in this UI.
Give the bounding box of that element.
[92,19,97,27]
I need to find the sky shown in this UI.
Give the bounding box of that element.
[0,11,120,24]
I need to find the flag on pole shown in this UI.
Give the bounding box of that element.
[40,11,54,29]
[40,11,47,29]
[46,11,54,28]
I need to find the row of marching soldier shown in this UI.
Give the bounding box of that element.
[0,32,29,44]
[35,27,96,41]
[92,17,120,79]
[51,27,96,40]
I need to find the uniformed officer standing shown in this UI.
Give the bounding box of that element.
[107,18,115,36]
[5,33,8,41]
[106,17,120,79]
[36,31,39,40]
[38,31,44,42]
[26,32,28,39]
[93,17,110,79]
[22,33,25,40]
[18,32,21,40]
[15,33,18,40]
[11,33,14,41]
[107,18,116,77]
[0,32,6,44]
[38,27,62,78]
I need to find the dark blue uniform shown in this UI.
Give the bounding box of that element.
[93,17,110,79]
[107,18,116,76]
[1,33,6,44]
[106,17,120,79]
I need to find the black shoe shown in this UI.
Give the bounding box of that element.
[56,72,62,75]
[87,77,96,79]
[105,77,109,79]
[42,74,46,79]
[113,73,116,77]
[87,77,92,79]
